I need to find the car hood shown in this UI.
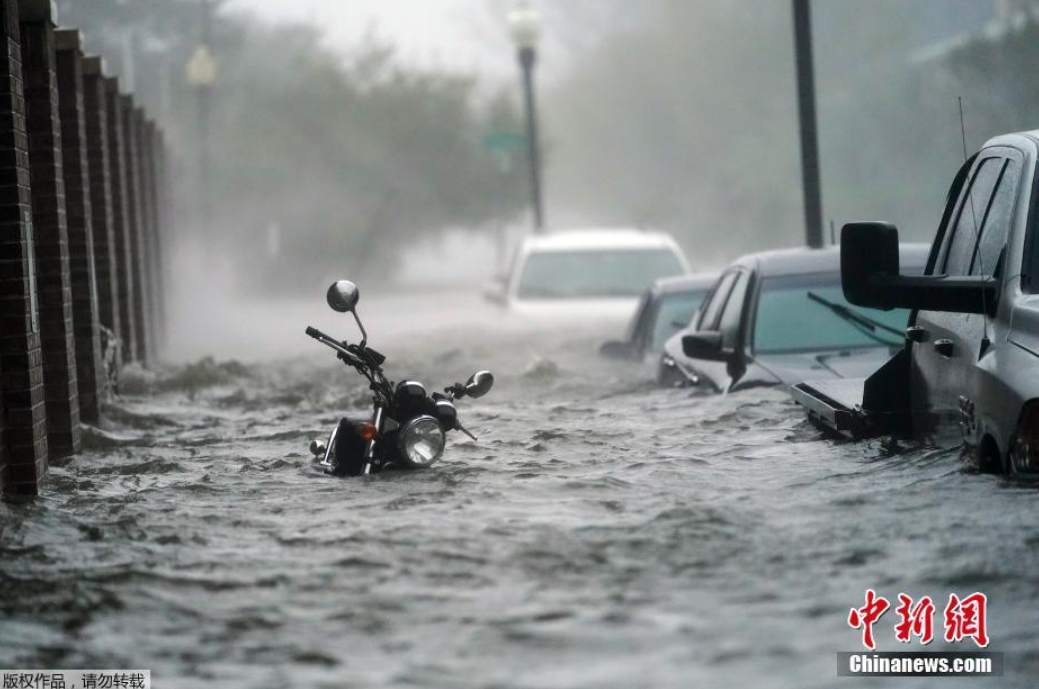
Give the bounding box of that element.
[755,348,895,384]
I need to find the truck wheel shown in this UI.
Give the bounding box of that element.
[975,436,1001,475]
[1005,403,1039,479]
[1004,435,1035,479]
[1006,444,1018,477]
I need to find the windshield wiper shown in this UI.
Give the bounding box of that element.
[805,291,903,348]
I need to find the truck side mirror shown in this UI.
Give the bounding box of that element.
[841,222,998,315]
[841,222,901,308]
[682,330,729,362]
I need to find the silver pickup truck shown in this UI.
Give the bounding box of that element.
[791,130,1039,478]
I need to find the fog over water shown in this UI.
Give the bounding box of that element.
[56,0,1023,317]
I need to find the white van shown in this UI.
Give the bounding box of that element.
[487,228,690,324]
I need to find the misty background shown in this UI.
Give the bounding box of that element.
[56,0,1039,298]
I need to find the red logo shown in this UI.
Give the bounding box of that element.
[848,589,890,650]
[894,593,935,644]
[943,592,989,647]
[849,590,989,649]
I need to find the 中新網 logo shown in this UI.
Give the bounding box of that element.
[847,590,988,650]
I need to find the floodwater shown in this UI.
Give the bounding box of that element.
[1,290,1037,689]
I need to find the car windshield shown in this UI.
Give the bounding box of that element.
[753,273,910,354]
[517,249,685,299]
[649,289,709,351]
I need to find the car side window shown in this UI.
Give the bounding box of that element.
[698,272,737,330]
[625,292,652,342]
[970,158,1021,278]
[719,272,749,350]
[939,156,1003,276]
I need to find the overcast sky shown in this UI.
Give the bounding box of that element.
[224,0,520,77]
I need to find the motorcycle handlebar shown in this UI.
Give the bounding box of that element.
[306,325,365,368]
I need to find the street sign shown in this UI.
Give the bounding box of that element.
[481,131,526,152]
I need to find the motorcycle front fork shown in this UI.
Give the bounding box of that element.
[361,405,384,475]
[318,404,383,475]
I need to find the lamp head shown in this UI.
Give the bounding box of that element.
[508,1,541,50]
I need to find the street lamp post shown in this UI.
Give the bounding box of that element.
[186,0,218,229]
[508,1,545,232]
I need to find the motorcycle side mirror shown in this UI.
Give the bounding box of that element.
[327,280,360,313]
[326,280,369,348]
[464,370,494,399]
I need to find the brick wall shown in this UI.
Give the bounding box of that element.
[1,1,172,496]
[19,0,79,458]
[55,29,102,424]
[152,126,169,346]
[148,120,166,355]
[137,115,158,361]
[82,56,120,375]
[121,97,148,365]
[0,0,47,496]
[104,78,136,365]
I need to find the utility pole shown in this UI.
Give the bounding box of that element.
[518,47,544,232]
[792,0,824,249]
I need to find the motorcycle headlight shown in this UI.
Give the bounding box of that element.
[398,415,445,468]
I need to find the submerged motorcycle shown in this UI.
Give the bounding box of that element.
[306,280,494,476]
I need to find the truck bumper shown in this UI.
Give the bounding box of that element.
[790,379,874,438]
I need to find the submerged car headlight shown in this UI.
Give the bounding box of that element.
[398,415,446,468]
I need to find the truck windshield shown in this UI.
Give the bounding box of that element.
[517,249,685,299]
[753,273,910,354]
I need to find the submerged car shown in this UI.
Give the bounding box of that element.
[660,245,929,392]
[792,130,1039,477]
[486,228,690,325]
[599,273,716,364]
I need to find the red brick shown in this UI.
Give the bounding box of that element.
[20,10,79,460]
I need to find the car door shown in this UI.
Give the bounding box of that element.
[683,270,737,390]
[962,151,1024,455]
[909,149,1021,437]
[691,268,750,392]
[716,269,751,391]
[625,290,655,356]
